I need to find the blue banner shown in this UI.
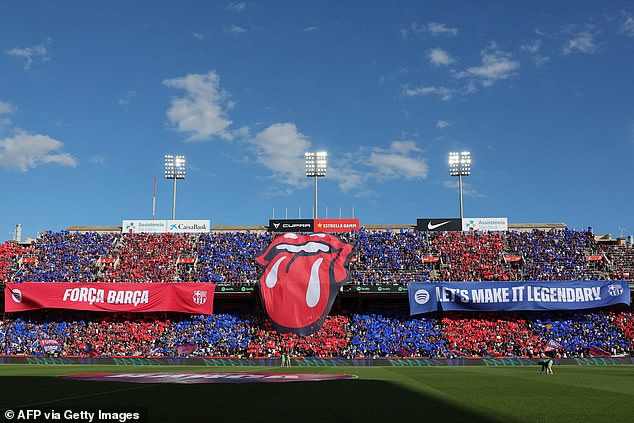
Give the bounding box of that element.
[408,280,630,315]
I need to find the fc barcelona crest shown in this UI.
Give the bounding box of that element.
[193,290,208,305]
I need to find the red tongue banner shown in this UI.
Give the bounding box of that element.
[256,233,356,336]
[261,253,331,330]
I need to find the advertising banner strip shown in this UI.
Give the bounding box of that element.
[269,219,361,233]
[314,219,360,233]
[122,220,211,234]
[462,217,508,232]
[268,219,314,233]
[416,218,463,232]
[5,282,215,314]
[408,280,630,315]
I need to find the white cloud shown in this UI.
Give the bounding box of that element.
[329,141,429,193]
[89,155,106,165]
[193,32,211,40]
[366,141,428,179]
[443,180,485,198]
[427,22,458,37]
[428,48,455,66]
[251,123,312,187]
[163,70,235,142]
[521,40,540,55]
[303,26,318,33]
[6,39,51,70]
[0,102,15,131]
[621,12,634,37]
[328,164,366,193]
[251,126,428,195]
[399,23,425,40]
[454,42,519,87]
[0,129,77,172]
[521,39,550,66]
[226,2,247,13]
[224,24,247,35]
[563,30,599,55]
[436,120,452,129]
[118,90,137,110]
[0,101,15,115]
[389,140,420,155]
[402,85,454,101]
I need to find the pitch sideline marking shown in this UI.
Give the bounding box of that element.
[1,385,153,410]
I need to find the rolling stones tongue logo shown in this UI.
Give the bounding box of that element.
[256,233,356,336]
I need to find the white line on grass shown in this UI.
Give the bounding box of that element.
[2,385,153,410]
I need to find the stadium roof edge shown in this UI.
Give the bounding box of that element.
[507,223,567,231]
[65,226,123,233]
[64,222,577,234]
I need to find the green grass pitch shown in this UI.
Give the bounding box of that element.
[1,365,633,422]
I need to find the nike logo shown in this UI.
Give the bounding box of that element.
[427,220,451,230]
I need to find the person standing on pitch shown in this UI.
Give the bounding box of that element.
[538,358,554,374]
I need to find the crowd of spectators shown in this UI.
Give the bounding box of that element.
[600,244,634,281]
[1,228,632,285]
[442,313,541,357]
[506,229,601,281]
[8,232,119,282]
[345,311,446,358]
[346,230,434,284]
[245,315,349,358]
[0,241,22,282]
[1,228,631,360]
[2,309,631,358]
[530,311,631,357]
[432,231,508,281]
[182,232,274,285]
[100,233,193,283]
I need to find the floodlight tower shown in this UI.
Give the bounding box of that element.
[305,152,327,219]
[449,151,471,219]
[165,155,186,220]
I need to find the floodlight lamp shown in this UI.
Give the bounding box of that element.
[305,151,327,177]
[165,154,186,179]
[448,152,460,166]
[449,151,470,177]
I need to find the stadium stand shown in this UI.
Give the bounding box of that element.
[441,313,541,358]
[1,309,631,358]
[184,232,274,284]
[345,311,447,358]
[8,231,118,282]
[0,227,632,359]
[1,227,629,285]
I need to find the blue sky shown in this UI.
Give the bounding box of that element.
[1,1,633,240]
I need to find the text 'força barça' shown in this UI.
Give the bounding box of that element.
[62,287,149,307]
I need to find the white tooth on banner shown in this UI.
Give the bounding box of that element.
[276,242,328,253]
[266,256,286,288]
[306,258,322,307]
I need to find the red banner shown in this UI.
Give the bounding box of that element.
[5,282,215,314]
[255,233,356,336]
[422,256,440,263]
[314,219,360,233]
[177,257,197,264]
[98,257,118,264]
[585,255,603,261]
[504,255,523,263]
[20,257,38,264]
